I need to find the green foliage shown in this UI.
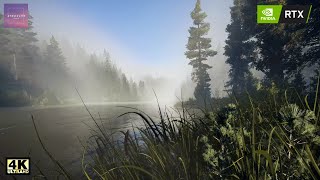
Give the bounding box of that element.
[235,0,320,91]
[82,107,208,179]
[0,13,42,105]
[46,36,67,72]
[41,35,70,97]
[0,11,144,106]
[81,50,142,102]
[185,0,217,102]
[175,96,233,112]
[224,0,256,94]
[81,82,320,179]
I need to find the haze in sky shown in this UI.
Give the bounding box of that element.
[1,0,233,99]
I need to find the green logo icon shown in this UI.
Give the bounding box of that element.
[257,5,283,24]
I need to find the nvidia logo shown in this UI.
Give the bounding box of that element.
[262,8,273,16]
[258,5,282,23]
[260,8,276,21]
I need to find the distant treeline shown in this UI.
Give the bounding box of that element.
[0,14,146,106]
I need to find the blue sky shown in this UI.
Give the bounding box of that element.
[43,0,232,60]
[1,0,232,82]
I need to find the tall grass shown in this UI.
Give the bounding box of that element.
[81,81,320,179]
[82,105,207,179]
[30,79,320,179]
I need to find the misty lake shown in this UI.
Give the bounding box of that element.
[0,102,164,179]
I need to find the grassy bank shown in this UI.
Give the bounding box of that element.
[27,82,320,179]
[78,86,320,179]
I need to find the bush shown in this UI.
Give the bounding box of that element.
[82,87,320,179]
[30,80,320,179]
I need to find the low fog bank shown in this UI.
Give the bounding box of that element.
[38,38,265,105]
[39,37,239,105]
[1,0,238,106]
[33,38,183,105]
[27,0,235,105]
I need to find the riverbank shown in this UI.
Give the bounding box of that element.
[0,103,161,179]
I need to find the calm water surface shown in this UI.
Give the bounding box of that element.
[0,102,164,179]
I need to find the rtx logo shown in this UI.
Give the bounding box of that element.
[284,10,304,19]
[279,5,312,23]
[257,5,313,24]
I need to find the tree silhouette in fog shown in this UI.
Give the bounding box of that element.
[185,0,217,103]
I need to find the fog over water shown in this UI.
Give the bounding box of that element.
[0,0,264,104]
[17,0,235,102]
[3,0,318,179]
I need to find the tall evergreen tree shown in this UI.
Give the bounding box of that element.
[46,36,67,72]
[43,36,69,96]
[257,26,297,87]
[224,0,255,94]
[15,15,40,86]
[240,0,306,88]
[138,81,145,97]
[0,13,13,83]
[121,73,130,101]
[292,0,320,89]
[0,13,40,105]
[131,82,138,100]
[110,65,122,101]
[185,0,217,102]
[0,14,39,84]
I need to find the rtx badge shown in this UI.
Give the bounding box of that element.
[279,5,312,23]
[257,5,313,24]
[6,158,30,175]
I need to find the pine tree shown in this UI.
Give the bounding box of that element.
[121,73,130,101]
[185,0,217,102]
[240,0,320,90]
[0,13,13,83]
[0,14,39,84]
[46,36,67,72]
[103,49,112,72]
[131,82,138,100]
[0,13,40,105]
[296,0,320,89]
[0,14,11,55]
[16,15,40,85]
[138,81,145,97]
[111,65,122,101]
[43,36,69,96]
[224,0,255,94]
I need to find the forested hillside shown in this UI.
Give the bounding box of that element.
[0,14,147,106]
[84,1,320,179]
[223,0,320,97]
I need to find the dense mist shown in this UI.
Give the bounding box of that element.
[0,0,235,106]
